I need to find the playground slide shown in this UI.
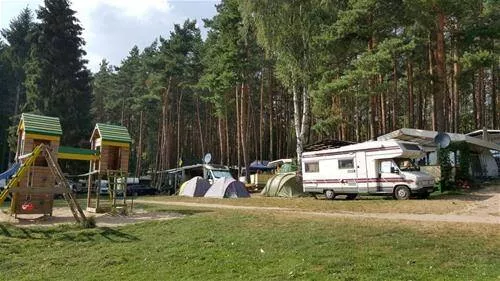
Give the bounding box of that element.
[0,163,21,181]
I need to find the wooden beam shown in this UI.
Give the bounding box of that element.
[25,133,60,141]
[102,141,130,148]
[58,153,99,161]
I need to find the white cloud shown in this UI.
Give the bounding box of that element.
[72,0,172,21]
[2,0,218,72]
[70,0,176,71]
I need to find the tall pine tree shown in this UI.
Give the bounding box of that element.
[25,0,91,145]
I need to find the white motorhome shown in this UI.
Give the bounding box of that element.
[302,140,435,200]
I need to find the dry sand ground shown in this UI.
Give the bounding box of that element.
[1,185,498,227]
[0,207,184,227]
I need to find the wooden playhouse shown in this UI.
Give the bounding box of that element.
[87,123,131,212]
[12,113,62,216]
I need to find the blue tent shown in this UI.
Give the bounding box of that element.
[249,160,274,172]
[0,163,20,181]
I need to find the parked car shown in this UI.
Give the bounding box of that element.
[94,180,109,195]
[68,180,85,193]
[126,184,158,196]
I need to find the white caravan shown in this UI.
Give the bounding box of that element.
[302,140,435,200]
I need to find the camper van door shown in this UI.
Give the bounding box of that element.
[355,151,368,193]
[376,159,401,193]
[337,156,357,193]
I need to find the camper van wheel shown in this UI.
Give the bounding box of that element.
[394,186,410,200]
[346,194,357,200]
[324,190,336,200]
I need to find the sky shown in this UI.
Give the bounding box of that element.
[0,0,220,72]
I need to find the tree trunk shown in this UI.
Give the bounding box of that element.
[240,82,249,182]
[292,85,302,164]
[259,67,265,161]
[368,38,377,139]
[416,87,423,129]
[355,95,360,142]
[135,110,143,177]
[492,63,498,129]
[225,116,230,165]
[162,77,172,171]
[235,86,241,178]
[433,10,446,132]
[269,73,274,160]
[407,60,414,128]
[176,91,184,166]
[392,59,398,130]
[196,95,205,157]
[452,45,460,132]
[479,67,485,128]
[380,88,387,133]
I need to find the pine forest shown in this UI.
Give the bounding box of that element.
[0,0,498,177]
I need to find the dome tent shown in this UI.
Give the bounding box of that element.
[261,173,304,197]
[205,178,250,198]
[179,176,211,197]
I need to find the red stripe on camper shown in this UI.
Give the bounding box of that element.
[303,178,413,184]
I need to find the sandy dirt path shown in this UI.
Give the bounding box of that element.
[135,188,500,225]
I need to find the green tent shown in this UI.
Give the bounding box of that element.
[261,173,304,197]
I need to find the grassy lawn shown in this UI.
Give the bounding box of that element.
[0,205,499,281]
[138,192,479,214]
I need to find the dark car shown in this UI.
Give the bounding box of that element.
[126,184,158,196]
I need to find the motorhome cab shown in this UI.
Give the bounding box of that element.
[302,140,435,200]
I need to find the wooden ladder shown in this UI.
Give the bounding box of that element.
[43,145,87,224]
[106,170,127,210]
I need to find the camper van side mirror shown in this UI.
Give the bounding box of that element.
[390,167,399,174]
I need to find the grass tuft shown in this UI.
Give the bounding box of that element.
[80,215,96,229]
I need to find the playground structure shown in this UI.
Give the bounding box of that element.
[0,113,131,221]
[0,114,86,222]
[86,123,131,213]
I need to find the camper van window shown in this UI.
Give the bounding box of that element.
[338,159,354,169]
[305,162,319,173]
[212,170,233,179]
[380,161,393,173]
[395,158,418,171]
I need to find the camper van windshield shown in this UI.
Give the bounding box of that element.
[212,170,233,179]
[395,158,419,171]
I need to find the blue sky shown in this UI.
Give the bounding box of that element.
[0,0,219,72]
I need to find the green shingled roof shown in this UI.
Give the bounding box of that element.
[95,123,131,143]
[21,113,62,136]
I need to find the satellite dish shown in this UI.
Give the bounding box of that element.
[203,153,212,164]
[434,132,451,148]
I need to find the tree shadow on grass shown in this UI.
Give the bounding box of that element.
[0,223,139,243]
[98,227,140,242]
